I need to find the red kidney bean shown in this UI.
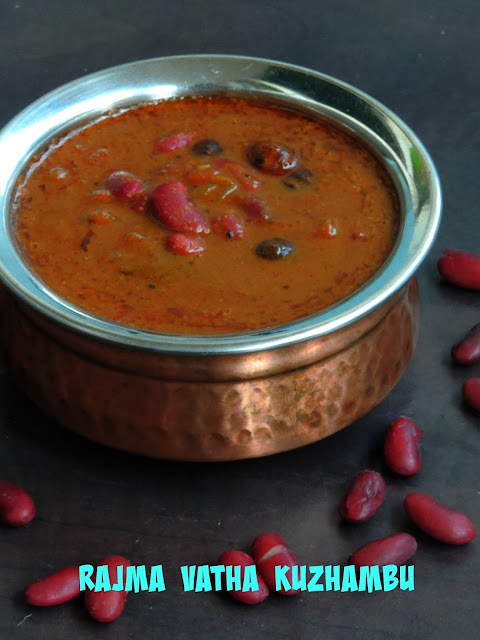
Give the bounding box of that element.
[212,214,244,238]
[106,171,144,200]
[338,470,386,522]
[85,555,132,623]
[241,196,270,221]
[152,181,209,235]
[155,131,195,153]
[0,481,35,527]
[247,142,297,176]
[463,377,480,411]
[383,416,423,476]
[452,323,480,364]
[251,533,300,596]
[218,550,269,604]
[25,566,80,606]
[166,234,205,255]
[349,533,417,570]
[404,492,476,544]
[438,249,480,290]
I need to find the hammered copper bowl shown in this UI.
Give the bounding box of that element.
[0,55,441,461]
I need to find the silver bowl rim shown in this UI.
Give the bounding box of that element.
[0,54,441,355]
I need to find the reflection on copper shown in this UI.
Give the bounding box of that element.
[4,280,418,461]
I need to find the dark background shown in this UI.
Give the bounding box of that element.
[1,1,479,638]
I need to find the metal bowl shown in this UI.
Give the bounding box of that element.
[0,55,441,460]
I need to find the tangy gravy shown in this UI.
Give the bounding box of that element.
[12,96,398,334]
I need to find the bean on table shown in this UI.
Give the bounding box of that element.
[404,492,476,545]
[25,566,81,607]
[251,533,300,596]
[338,470,386,522]
[383,416,422,476]
[0,481,35,527]
[218,550,269,604]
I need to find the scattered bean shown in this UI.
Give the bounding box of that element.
[85,555,132,623]
[452,323,480,364]
[0,481,35,527]
[25,566,80,606]
[383,416,422,476]
[338,470,386,522]
[404,492,476,544]
[438,248,480,290]
[349,533,417,570]
[218,550,269,604]
[155,132,195,153]
[192,138,223,155]
[166,234,205,255]
[255,238,295,260]
[152,181,209,235]
[251,533,300,596]
[462,377,480,412]
[106,171,144,201]
[247,142,297,176]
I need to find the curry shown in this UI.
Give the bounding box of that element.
[12,96,398,334]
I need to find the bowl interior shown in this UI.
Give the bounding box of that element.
[0,55,441,355]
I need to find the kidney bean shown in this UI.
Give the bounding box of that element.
[0,481,35,527]
[383,416,423,476]
[106,171,144,200]
[192,138,223,155]
[338,470,386,522]
[255,238,295,260]
[166,234,205,255]
[152,181,208,235]
[85,555,132,623]
[438,249,480,290]
[349,533,417,570]
[452,323,480,364]
[247,142,297,176]
[241,197,270,221]
[251,533,300,596]
[404,492,476,544]
[212,214,244,238]
[218,550,269,604]
[463,377,480,411]
[25,566,80,606]
[155,131,195,153]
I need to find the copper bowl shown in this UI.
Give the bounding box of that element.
[0,56,441,460]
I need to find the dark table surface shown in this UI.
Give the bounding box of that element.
[1,1,479,639]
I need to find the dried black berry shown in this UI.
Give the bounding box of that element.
[255,238,295,260]
[247,142,297,175]
[282,167,313,189]
[192,139,224,155]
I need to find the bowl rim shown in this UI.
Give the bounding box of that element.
[0,54,441,355]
